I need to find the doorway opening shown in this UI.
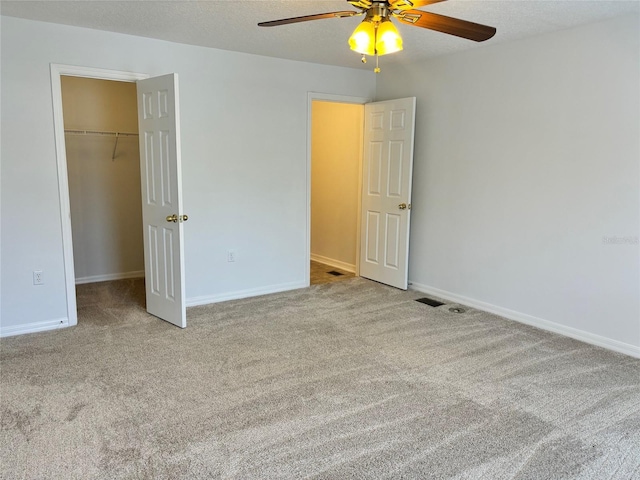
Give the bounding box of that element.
[60,75,145,318]
[309,100,364,285]
[307,93,417,291]
[53,66,187,329]
[309,99,364,285]
[51,65,149,327]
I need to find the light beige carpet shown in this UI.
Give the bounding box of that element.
[1,278,639,479]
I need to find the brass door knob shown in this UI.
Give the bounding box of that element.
[398,203,407,210]
[180,214,189,223]
[166,214,178,223]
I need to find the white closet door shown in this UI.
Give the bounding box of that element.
[137,74,187,328]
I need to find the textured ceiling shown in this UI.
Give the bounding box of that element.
[1,1,638,70]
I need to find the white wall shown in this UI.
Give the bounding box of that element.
[0,16,376,334]
[377,15,640,355]
[311,101,363,271]
[62,77,144,283]
[3,14,637,356]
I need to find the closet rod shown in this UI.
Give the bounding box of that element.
[64,129,138,137]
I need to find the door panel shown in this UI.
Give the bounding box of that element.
[137,74,186,328]
[385,213,401,268]
[368,142,383,195]
[360,97,416,290]
[388,141,404,197]
[366,211,380,263]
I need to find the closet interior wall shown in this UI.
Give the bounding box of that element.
[61,76,144,284]
[310,101,363,273]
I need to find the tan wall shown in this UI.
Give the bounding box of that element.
[61,76,144,282]
[311,101,363,271]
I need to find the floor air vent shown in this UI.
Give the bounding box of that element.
[327,271,344,276]
[416,297,445,307]
[449,307,467,314]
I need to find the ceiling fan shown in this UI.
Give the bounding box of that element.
[258,0,496,72]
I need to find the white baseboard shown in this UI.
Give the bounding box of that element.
[75,270,144,285]
[310,254,356,273]
[0,318,69,338]
[409,281,640,359]
[186,281,308,307]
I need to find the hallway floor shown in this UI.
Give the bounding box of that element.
[310,260,355,285]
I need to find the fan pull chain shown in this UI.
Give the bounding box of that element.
[374,54,381,73]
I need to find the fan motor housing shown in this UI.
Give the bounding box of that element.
[368,2,389,22]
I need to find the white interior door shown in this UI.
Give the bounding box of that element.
[359,97,416,290]
[137,74,186,328]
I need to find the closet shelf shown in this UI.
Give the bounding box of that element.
[65,129,139,160]
[64,129,138,137]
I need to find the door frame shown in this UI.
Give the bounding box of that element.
[306,92,371,285]
[50,64,149,326]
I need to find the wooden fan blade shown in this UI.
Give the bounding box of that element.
[396,10,496,42]
[258,11,359,27]
[389,0,447,11]
[347,1,372,8]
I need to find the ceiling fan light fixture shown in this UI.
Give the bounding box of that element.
[348,19,376,56]
[375,18,403,55]
[259,0,496,70]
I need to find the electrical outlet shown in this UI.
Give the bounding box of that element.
[227,250,237,263]
[33,270,44,285]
